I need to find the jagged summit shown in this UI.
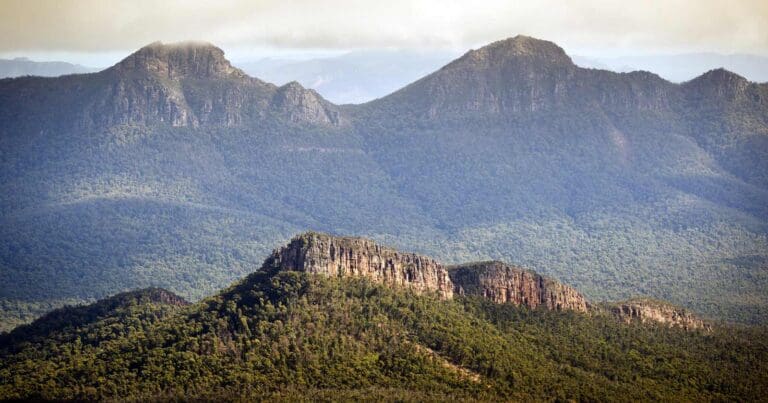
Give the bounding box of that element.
[445,35,574,70]
[112,40,247,79]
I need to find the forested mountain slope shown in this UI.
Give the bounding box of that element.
[0,36,766,331]
[1,233,764,401]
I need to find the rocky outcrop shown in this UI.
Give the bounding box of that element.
[263,235,713,329]
[265,234,590,312]
[611,299,711,331]
[272,81,346,126]
[448,261,589,312]
[267,232,454,299]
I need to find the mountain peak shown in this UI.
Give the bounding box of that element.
[699,67,746,79]
[684,67,750,100]
[381,35,576,118]
[113,40,246,79]
[449,35,573,69]
[688,67,748,86]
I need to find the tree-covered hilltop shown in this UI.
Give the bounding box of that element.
[1,35,767,331]
[0,287,188,354]
[0,265,766,401]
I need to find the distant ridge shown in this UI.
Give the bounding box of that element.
[0,57,96,78]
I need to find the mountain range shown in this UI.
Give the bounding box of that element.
[1,35,767,334]
[573,53,768,84]
[4,52,767,106]
[235,51,768,104]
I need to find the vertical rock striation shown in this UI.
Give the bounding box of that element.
[611,299,711,331]
[448,261,589,312]
[266,232,454,299]
[262,233,709,331]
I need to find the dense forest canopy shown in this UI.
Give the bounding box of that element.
[1,263,766,401]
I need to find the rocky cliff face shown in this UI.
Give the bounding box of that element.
[264,233,592,311]
[611,299,711,331]
[448,261,590,312]
[266,232,454,299]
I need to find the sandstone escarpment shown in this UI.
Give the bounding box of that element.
[267,232,454,299]
[263,234,713,328]
[448,261,589,313]
[611,299,711,331]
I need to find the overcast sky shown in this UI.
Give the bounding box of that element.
[1,0,767,66]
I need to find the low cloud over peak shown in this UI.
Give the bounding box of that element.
[1,0,766,56]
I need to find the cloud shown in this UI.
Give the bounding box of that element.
[1,0,766,54]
